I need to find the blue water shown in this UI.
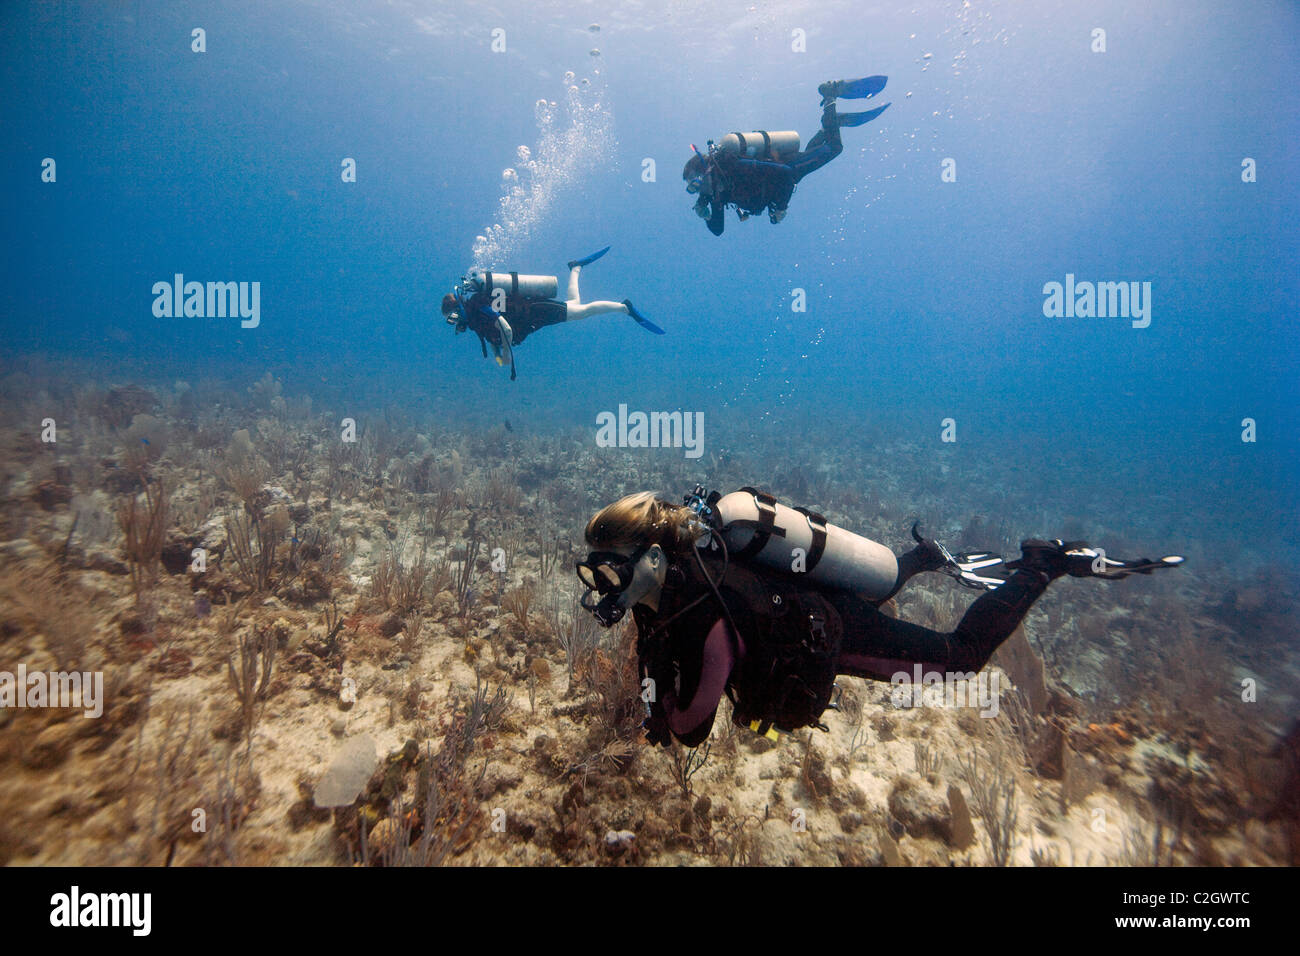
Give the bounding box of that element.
[3,0,1298,568]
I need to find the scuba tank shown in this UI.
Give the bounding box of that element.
[462,270,558,301]
[689,486,899,600]
[717,130,800,160]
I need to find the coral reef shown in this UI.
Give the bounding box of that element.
[0,365,1295,867]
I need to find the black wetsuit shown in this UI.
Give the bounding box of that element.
[634,547,1050,746]
[696,105,845,236]
[461,291,568,351]
[459,290,569,379]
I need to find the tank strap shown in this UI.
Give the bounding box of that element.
[483,272,523,298]
[793,507,829,572]
[735,487,779,560]
[758,130,771,156]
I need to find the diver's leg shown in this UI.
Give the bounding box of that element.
[565,300,629,321]
[882,540,948,600]
[832,569,1050,679]
[789,105,844,184]
[566,265,582,303]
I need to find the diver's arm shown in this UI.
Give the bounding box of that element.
[707,199,725,236]
[665,618,733,736]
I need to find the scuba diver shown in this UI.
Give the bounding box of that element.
[576,487,1184,746]
[682,76,891,236]
[440,246,663,380]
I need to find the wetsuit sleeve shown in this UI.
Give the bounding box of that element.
[666,618,732,741]
[707,200,725,236]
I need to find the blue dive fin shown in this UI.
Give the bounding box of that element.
[820,76,888,105]
[623,300,665,334]
[567,245,610,269]
[836,103,891,127]
[840,75,887,99]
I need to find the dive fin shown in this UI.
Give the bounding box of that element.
[568,245,611,269]
[836,103,891,127]
[623,300,665,335]
[1063,547,1186,580]
[948,551,1011,590]
[838,75,888,99]
[911,522,1008,591]
[1006,539,1186,580]
[819,75,888,106]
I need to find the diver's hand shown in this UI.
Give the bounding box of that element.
[643,705,672,747]
[694,198,711,219]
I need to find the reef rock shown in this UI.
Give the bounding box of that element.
[313,735,379,808]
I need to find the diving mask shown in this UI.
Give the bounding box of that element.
[576,545,650,627]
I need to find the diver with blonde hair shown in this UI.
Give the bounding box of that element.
[576,487,1184,746]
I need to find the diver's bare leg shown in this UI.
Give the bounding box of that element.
[566,300,629,321]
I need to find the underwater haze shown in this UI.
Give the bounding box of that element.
[5,0,1298,561]
[1,0,1298,869]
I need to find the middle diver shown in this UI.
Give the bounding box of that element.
[441,246,663,380]
[682,76,891,236]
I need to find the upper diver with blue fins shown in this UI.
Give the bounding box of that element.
[683,76,891,236]
[441,246,663,380]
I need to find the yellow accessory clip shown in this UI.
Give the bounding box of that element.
[749,720,780,742]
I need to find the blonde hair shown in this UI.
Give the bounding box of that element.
[584,492,700,554]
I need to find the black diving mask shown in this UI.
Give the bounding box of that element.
[576,545,650,627]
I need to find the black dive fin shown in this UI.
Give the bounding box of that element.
[1006,540,1186,580]
[948,551,1012,590]
[911,522,1008,591]
[1066,547,1185,579]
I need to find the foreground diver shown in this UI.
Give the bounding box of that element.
[682,76,891,236]
[441,246,662,380]
[577,487,1183,746]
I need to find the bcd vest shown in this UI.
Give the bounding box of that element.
[635,548,843,740]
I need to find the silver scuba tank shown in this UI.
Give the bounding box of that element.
[717,130,800,159]
[711,488,899,600]
[464,270,558,300]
